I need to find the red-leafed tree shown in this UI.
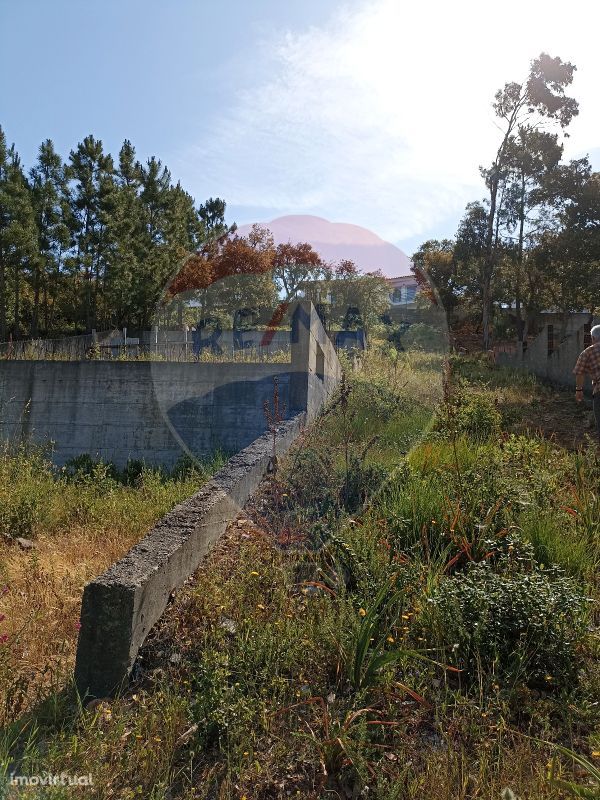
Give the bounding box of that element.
[165,225,277,322]
[272,241,327,302]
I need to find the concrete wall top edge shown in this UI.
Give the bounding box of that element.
[94,415,304,589]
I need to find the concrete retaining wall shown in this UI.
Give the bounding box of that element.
[496,322,594,390]
[0,302,343,468]
[0,360,292,467]
[73,303,342,697]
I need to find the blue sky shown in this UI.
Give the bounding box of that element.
[1,0,599,257]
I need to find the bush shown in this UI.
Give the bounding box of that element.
[339,455,389,513]
[457,394,501,440]
[401,323,445,351]
[63,453,120,483]
[0,489,40,539]
[422,559,588,688]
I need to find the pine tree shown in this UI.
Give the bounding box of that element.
[0,127,8,339]
[29,139,72,335]
[1,129,236,336]
[0,129,38,338]
[102,139,143,327]
[69,135,116,331]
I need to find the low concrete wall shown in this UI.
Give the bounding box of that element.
[496,322,594,390]
[75,415,306,698]
[73,303,343,698]
[290,302,343,420]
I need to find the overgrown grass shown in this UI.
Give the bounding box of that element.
[2,349,599,799]
[0,346,291,363]
[0,448,224,727]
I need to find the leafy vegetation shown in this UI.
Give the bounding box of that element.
[411,53,600,351]
[1,349,598,799]
[0,448,223,726]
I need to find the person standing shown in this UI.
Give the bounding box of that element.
[573,324,600,440]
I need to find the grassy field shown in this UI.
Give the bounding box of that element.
[0,451,223,731]
[1,348,599,799]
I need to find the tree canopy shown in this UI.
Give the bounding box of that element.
[412,52,599,350]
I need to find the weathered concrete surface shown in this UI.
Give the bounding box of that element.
[289,302,343,419]
[497,322,594,390]
[73,302,345,698]
[0,360,293,467]
[75,413,306,698]
[0,303,344,468]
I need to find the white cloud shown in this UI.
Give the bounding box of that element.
[172,0,600,244]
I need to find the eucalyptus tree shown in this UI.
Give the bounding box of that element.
[501,129,563,344]
[480,53,579,348]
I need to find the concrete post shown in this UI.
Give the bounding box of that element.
[289,301,312,413]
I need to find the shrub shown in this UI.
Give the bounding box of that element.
[63,453,119,483]
[421,559,589,688]
[401,323,445,351]
[0,489,40,539]
[456,394,501,440]
[435,388,502,441]
[120,459,147,485]
[339,455,389,513]
[284,443,339,518]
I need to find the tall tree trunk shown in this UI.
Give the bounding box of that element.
[13,260,20,338]
[43,279,48,334]
[0,247,6,340]
[483,173,499,350]
[515,171,526,348]
[48,243,63,332]
[31,259,41,338]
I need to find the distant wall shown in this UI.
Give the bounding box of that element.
[289,302,343,420]
[496,321,594,390]
[0,302,342,467]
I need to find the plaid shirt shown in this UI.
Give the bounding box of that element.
[573,341,600,394]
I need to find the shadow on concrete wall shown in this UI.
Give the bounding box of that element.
[166,372,292,459]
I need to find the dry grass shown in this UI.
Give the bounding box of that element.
[0,456,217,724]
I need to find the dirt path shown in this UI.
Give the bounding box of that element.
[512,389,598,451]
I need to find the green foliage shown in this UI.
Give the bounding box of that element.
[422,559,589,687]
[345,579,427,692]
[0,486,40,539]
[339,455,389,514]
[0,125,231,338]
[401,322,445,351]
[519,509,591,578]
[0,447,49,538]
[455,393,502,440]
[188,650,258,749]
[545,742,600,799]
[2,352,599,799]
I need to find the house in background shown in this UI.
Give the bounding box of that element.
[386,274,420,323]
[236,214,421,322]
[388,274,419,305]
